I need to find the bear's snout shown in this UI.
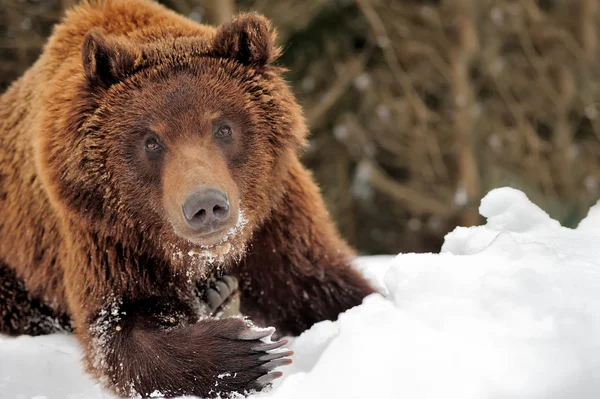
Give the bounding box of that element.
[161,140,241,246]
[182,188,231,232]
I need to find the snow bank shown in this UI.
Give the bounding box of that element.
[2,187,600,399]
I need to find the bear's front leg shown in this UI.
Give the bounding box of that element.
[0,261,72,336]
[76,294,291,398]
[235,159,378,336]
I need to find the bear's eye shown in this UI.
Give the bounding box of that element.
[214,124,232,139]
[144,136,163,153]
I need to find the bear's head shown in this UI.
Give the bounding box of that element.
[41,13,307,274]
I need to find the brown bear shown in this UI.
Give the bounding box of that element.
[0,0,376,397]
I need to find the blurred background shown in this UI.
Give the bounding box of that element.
[1,0,600,255]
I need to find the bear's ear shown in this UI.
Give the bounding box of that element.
[82,29,141,88]
[211,13,281,66]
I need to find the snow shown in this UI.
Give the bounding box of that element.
[3,187,600,398]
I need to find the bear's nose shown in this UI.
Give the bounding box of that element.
[182,188,230,231]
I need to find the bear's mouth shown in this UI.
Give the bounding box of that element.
[183,208,249,259]
[188,242,232,258]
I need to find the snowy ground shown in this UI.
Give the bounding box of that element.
[2,187,600,399]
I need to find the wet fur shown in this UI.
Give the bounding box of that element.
[0,0,376,397]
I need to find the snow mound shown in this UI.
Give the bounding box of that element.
[3,187,600,398]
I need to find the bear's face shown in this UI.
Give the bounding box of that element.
[97,68,256,258]
[43,14,306,271]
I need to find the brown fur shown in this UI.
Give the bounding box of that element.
[0,0,376,397]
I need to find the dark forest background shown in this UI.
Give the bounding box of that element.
[2,0,600,255]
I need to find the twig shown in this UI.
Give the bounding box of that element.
[305,53,368,129]
[357,159,453,217]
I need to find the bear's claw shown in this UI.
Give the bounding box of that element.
[251,371,284,389]
[261,358,293,371]
[221,275,239,291]
[259,350,294,362]
[237,326,275,340]
[200,274,240,316]
[252,339,288,352]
